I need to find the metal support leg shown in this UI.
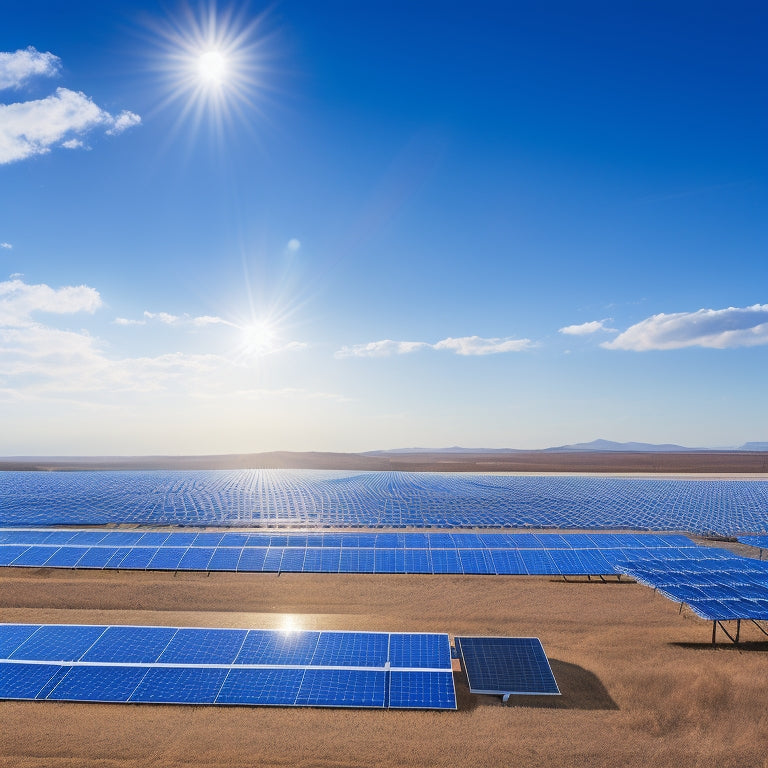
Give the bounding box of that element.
[712,621,717,645]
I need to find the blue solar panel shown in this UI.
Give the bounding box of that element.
[389,671,456,709]
[159,628,247,665]
[77,547,121,569]
[7,546,56,567]
[10,625,107,661]
[130,666,229,703]
[215,667,305,706]
[0,625,457,710]
[295,669,386,708]
[118,547,158,569]
[208,547,243,570]
[0,662,63,699]
[235,629,320,666]
[0,624,40,657]
[177,546,215,570]
[456,636,559,696]
[82,626,177,663]
[0,546,30,565]
[44,546,88,567]
[388,632,451,669]
[147,547,187,570]
[310,631,388,667]
[49,665,149,702]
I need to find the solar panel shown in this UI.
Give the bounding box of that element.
[455,636,559,697]
[0,625,455,710]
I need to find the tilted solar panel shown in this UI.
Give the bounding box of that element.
[455,636,559,697]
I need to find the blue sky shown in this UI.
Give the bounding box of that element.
[0,1,766,454]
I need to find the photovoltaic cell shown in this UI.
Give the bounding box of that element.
[455,636,560,696]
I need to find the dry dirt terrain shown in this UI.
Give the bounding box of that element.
[1,566,766,768]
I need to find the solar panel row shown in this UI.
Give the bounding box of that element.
[2,469,767,534]
[615,551,768,621]
[738,535,768,551]
[0,625,456,710]
[0,530,700,576]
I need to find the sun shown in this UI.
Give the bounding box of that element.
[197,50,228,84]
[240,321,276,356]
[150,3,271,134]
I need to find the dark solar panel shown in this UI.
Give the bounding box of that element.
[455,636,559,696]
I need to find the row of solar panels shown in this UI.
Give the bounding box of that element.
[0,625,455,709]
[615,552,768,621]
[0,542,704,575]
[0,528,696,550]
[3,469,768,534]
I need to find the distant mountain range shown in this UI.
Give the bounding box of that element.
[369,439,768,454]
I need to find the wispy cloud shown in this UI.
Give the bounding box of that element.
[602,304,768,351]
[335,335,532,358]
[0,46,60,90]
[559,319,616,336]
[286,238,301,252]
[0,242,11,249]
[114,311,236,327]
[0,87,141,164]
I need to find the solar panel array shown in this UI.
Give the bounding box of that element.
[455,636,559,696]
[615,549,768,621]
[0,528,698,576]
[1,470,767,534]
[0,624,456,710]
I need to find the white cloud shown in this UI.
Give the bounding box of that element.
[0,278,101,326]
[602,304,768,351]
[0,47,60,90]
[106,110,141,135]
[113,316,145,326]
[433,335,533,355]
[559,319,616,336]
[286,238,301,252]
[335,335,532,358]
[0,86,140,164]
[0,242,11,249]
[61,138,85,150]
[143,310,180,325]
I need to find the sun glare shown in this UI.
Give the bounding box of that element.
[198,50,228,83]
[240,321,276,355]
[151,3,271,135]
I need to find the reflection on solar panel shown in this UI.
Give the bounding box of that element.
[0,529,702,576]
[1,469,767,533]
[0,625,456,710]
[455,636,559,699]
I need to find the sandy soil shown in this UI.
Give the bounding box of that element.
[1,567,767,768]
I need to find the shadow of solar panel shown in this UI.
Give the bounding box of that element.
[0,662,63,699]
[389,671,456,709]
[310,632,388,667]
[159,628,248,665]
[388,633,451,669]
[129,666,229,703]
[215,667,305,706]
[82,626,177,663]
[48,665,150,702]
[10,625,107,662]
[0,625,40,657]
[235,630,320,666]
[295,669,386,708]
[456,636,559,696]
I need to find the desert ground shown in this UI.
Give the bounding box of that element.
[1,563,767,768]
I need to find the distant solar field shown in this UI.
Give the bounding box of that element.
[1,470,767,534]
